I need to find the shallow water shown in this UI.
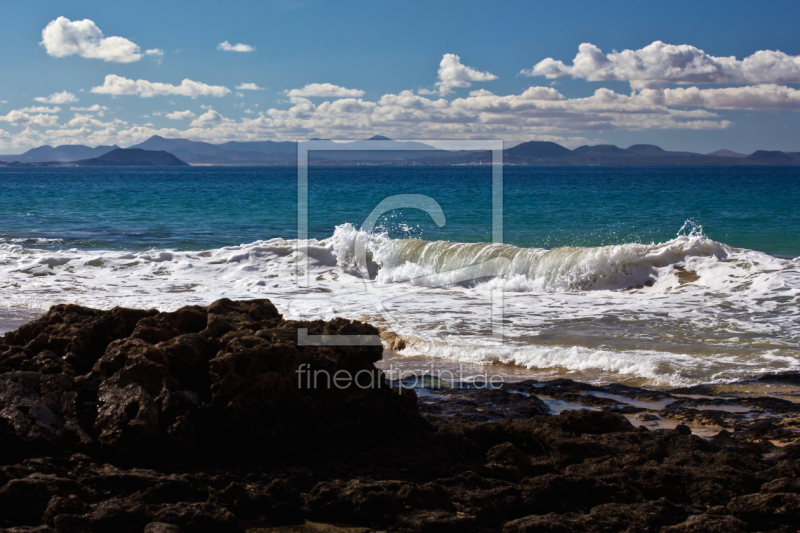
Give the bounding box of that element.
[2,165,799,386]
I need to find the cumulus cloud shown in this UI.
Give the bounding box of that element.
[190,109,232,127]
[19,106,61,114]
[236,83,264,90]
[65,113,117,128]
[285,83,365,98]
[40,17,143,63]
[0,110,60,127]
[4,80,737,153]
[34,91,78,104]
[145,49,164,64]
[166,110,197,120]
[523,41,800,89]
[91,75,231,98]
[217,41,255,52]
[653,84,800,110]
[71,104,109,113]
[435,53,497,95]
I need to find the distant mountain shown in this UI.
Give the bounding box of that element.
[130,135,229,156]
[2,144,119,163]
[302,136,456,162]
[505,141,572,160]
[707,149,747,158]
[70,148,189,167]
[626,144,666,155]
[744,150,797,165]
[217,140,297,154]
[573,144,630,157]
[5,136,800,167]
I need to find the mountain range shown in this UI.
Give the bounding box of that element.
[2,136,800,166]
[0,148,189,167]
[70,148,189,167]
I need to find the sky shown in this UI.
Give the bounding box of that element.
[1,0,800,154]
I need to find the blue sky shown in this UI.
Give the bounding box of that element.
[1,0,800,154]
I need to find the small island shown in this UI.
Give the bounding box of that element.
[0,148,189,167]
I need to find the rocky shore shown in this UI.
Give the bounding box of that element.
[1,299,799,532]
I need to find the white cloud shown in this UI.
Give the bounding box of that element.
[217,41,255,52]
[71,104,109,113]
[1,100,7,105]
[0,80,741,152]
[19,106,61,114]
[190,109,232,127]
[435,53,497,95]
[236,83,264,90]
[40,17,143,63]
[285,83,365,98]
[145,49,164,64]
[14,50,800,151]
[66,113,116,128]
[34,91,79,104]
[469,89,496,97]
[1,83,730,152]
[523,41,800,89]
[91,75,231,98]
[0,110,60,127]
[653,84,800,110]
[166,110,197,120]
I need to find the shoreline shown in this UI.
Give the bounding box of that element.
[1,299,799,532]
[4,305,800,393]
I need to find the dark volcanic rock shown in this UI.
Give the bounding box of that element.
[1,299,799,532]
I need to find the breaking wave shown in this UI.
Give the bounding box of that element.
[1,222,798,385]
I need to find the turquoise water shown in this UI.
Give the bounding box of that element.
[1,165,799,386]
[2,166,799,257]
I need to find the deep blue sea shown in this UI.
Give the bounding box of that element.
[2,165,799,257]
[1,165,799,386]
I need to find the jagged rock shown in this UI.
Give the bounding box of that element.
[761,477,800,494]
[131,307,208,345]
[1,526,56,533]
[661,514,747,532]
[144,524,185,533]
[504,500,682,532]
[1,305,154,374]
[215,478,302,521]
[559,409,634,436]
[727,492,800,528]
[2,299,800,533]
[0,473,96,526]
[42,495,90,526]
[305,479,406,526]
[151,502,240,533]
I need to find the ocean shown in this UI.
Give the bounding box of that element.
[1,165,799,387]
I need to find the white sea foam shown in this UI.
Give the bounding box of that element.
[1,224,798,385]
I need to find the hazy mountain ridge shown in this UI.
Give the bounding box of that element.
[0,148,189,167]
[1,144,120,163]
[2,136,799,166]
[69,148,189,167]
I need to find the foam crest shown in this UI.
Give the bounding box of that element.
[1,225,798,386]
[329,223,742,293]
